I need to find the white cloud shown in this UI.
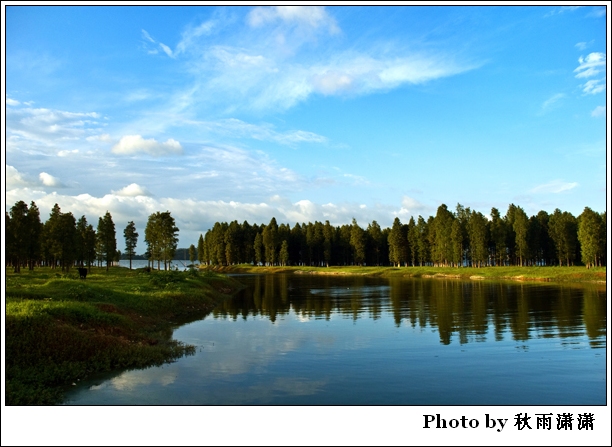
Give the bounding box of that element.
[586,7,606,18]
[186,118,328,146]
[6,98,20,106]
[57,149,79,157]
[248,6,340,34]
[581,78,606,95]
[591,105,606,117]
[575,42,587,50]
[39,172,62,187]
[159,43,174,58]
[112,183,152,197]
[111,135,183,156]
[6,165,33,189]
[541,93,565,112]
[200,49,477,112]
[175,20,215,56]
[397,196,432,217]
[86,133,112,142]
[574,52,606,78]
[530,180,578,194]
[343,173,370,186]
[7,105,103,148]
[141,29,155,43]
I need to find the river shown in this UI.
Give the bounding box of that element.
[63,274,606,405]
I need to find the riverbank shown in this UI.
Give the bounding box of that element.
[5,266,243,405]
[205,264,607,284]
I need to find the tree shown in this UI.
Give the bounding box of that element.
[512,206,529,267]
[76,216,96,270]
[225,221,240,265]
[7,201,29,272]
[549,209,578,266]
[97,211,117,271]
[323,221,334,267]
[467,210,489,267]
[145,211,179,270]
[489,207,507,266]
[432,204,454,267]
[197,234,205,265]
[123,221,139,270]
[254,232,264,266]
[189,244,197,264]
[26,201,43,270]
[388,217,405,267]
[279,240,290,267]
[407,217,419,267]
[350,218,366,266]
[577,207,604,268]
[263,217,278,266]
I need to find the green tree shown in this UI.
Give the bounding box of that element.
[76,216,96,270]
[512,206,529,267]
[578,207,604,268]
[323,221,334,267]
[123,221,139,270]
[350,218,366,266]
[489,207,507,266]
[7,201,29,272]
[145,211,179,270]
[197,234,205,265]
[279,240,290,267]
[254,232,264,266]
[263,217,278,266]
[26,201,43,270]
[467,210,489,267]
[97,211,117,271]
[388,217,405,267]
[432,204,454,267]
[407,217,419,267]
[225,221,240,265]
[549,209,578,266]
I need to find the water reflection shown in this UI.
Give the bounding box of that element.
[64,274,606,405]
[218,275,606,347]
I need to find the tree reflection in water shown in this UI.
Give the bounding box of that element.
[216,274,606,346]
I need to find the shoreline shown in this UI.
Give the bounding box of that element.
[203,264,607,285]
[5,266,243,405]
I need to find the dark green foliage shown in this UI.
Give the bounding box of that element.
[97,211,117,271]
[144,211,179,270]
[123,221,139,270]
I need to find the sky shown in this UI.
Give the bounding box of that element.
[3,4,609,253]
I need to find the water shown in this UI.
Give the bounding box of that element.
[117,259,195,271]
[64,274,606,405]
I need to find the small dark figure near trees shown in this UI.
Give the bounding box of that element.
[78,267,88,279]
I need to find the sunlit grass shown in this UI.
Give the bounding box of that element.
[5,266,242,405]
[210,264,606,283]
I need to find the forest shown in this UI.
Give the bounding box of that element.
[7,199,604,272]
[198,204,606,269]
[5,201,179,272]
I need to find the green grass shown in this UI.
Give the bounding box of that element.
[207,264,607,284]
[5,266,242,405]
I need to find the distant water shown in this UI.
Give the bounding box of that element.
[64,274,606,405]
[117,259,197,271]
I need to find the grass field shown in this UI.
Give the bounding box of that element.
[207,264,607,284]
[4,266,242,405]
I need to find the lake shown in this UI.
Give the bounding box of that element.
[63,273,606,405]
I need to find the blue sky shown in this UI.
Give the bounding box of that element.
[4,5,608,252]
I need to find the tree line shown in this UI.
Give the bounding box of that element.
[197,203,606,269]
[6,200,606,273]
[5,201,179,273]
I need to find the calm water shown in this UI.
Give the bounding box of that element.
[64,274,607,405]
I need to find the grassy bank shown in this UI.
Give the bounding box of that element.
[206,264,607,284]
[5,266,243,405]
